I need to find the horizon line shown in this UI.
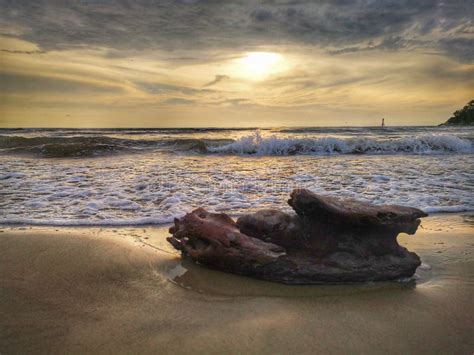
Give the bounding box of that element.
[0,124,443,130]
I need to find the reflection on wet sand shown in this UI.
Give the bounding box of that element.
[170,257,418,297]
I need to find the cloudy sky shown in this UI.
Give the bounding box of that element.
[0,0,473,127]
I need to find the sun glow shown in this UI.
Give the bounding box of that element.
[239,52,283,79]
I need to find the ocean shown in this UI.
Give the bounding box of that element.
[0,126,473,226]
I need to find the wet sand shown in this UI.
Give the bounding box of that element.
[0,214,473,354]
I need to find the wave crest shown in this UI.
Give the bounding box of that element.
[1,132,472,157]
[208,132,473,156]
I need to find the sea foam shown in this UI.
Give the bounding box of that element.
[208,132,473,155]
[0,127,473,227]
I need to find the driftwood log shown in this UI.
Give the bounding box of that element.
[167,189,427,284]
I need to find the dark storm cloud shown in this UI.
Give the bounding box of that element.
[0,0,472,61]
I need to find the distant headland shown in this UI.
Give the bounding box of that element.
[440,100,474,126]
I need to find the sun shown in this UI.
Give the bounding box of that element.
[239,52,283,79]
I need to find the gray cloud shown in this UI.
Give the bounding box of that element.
[213,97,257,107]
[162,97,196,105]
[439,37,474,63]
[0,49,45,54]
[135,81,199,95]
[135,81,217,97]
[0,0,472,62]
[327,36,413,55]
[250,8,273,22]
[203,74,229,87]
[0,72,124,94]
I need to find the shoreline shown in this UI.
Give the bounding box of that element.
[1,210,472,228]
[0,213,473,353]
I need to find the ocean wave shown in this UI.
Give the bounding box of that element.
[0,135,235,157]
[167,138,234,153]
[1,131,472,157]
[207,132,473,156]
[0,135,158,157]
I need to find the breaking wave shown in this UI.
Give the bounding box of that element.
[207,132,473,156]
[0,131,472,157]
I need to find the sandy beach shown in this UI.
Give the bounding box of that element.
[0,214,473,354]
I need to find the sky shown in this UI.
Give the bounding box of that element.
[0,0,473,128]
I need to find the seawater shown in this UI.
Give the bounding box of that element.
[1,126,473,225]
